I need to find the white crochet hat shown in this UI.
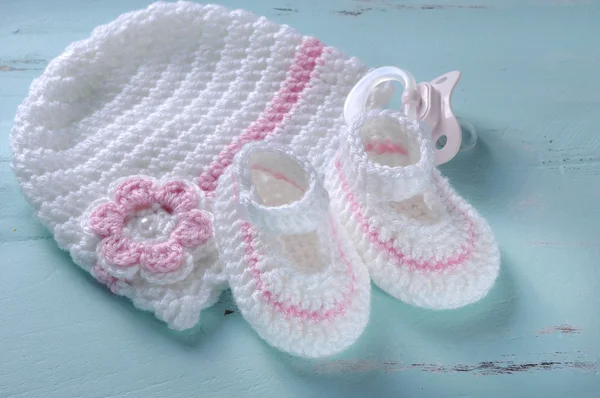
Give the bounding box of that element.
[10,1,388,331]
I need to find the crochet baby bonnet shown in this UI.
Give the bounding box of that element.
[10,1,389,330]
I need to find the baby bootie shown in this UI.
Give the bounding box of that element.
[213,143,370,358]
[325,109,500,309]
[10,2,388,329]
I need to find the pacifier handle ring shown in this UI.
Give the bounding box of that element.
[345,67,473,166]
[344,66,418,126]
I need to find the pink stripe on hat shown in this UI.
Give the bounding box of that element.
[198,38,325,192]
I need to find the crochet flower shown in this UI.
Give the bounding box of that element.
[88,177,214,285]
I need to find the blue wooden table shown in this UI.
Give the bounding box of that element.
[1,0,599,396]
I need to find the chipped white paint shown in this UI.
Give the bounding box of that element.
[0,0,599,397]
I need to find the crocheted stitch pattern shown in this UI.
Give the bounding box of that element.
[10,1,388,329]
[87,176,214,285]
[213,144,370,358]
[325,110,500,309]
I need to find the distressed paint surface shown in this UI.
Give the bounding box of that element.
[1,0,599,397]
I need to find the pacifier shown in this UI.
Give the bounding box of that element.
[344,66,477,165]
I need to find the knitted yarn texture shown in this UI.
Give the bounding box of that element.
[213,143,371,358]
[325,110,500,309]
[10,1,389,330]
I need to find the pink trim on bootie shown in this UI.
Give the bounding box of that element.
[325,109,500,310]
[213,143,371,358]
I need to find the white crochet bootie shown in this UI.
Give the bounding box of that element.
[213,143,370,358]
[10,2,388,330]
[325,110,500,309]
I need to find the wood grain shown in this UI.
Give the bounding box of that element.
[1,0,599,397]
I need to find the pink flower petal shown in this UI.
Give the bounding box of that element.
[140,253,193,285]
[98,234,141,268]
[140,241,184,274]
[114,177,158,212]
[89,202,125,237]
[172,210,213,248]
[156,180,197,214]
